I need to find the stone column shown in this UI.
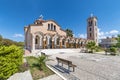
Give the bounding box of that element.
[39,37,42,48]
[54,38,56,48]
[52,41,54,49]
[59,39,62,48]
[43,39,46,49]
[70,42,72,48]
[80,42,82,48]
[65,41,68,48]
[82,42,84,48]
[47,37,50,48]
[60,42,62,48]
[31,35,35,53]
[71,43,73,48]
[76,43,78,48]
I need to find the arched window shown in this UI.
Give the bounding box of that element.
[81,42,83,46]
[62,39,65,45]
[35,35,39,44]
[89,28,91,31]
[90,33,92,37]
[95,21,97,26]
[68,39,70,43]
[89,21,92,26]
[48,24,50,30]
[51,23,53,30]
[54,25,56,31]
[88,21,91,26]
[90,21,92,26]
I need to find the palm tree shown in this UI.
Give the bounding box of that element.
[65,29,73,37]
[37,55,46,70]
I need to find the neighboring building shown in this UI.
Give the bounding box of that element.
[100,37,117,48]
[24,16,90,53]
[87,14,98,45]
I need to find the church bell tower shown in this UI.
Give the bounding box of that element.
[87,14,98,45]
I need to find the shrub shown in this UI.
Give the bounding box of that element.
[86,41,96,53]
[0,45,23,80]
[109,47,117,55]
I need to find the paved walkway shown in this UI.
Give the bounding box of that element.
[45,50,120,80]
[23,49,120,80]
[7,70,33,80]
[39,74,63,80]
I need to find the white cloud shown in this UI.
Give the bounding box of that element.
[75,28,119,40]
[98,31,104,36]
[105,32,109,34]
[73,34,76,37]
[109,30,119,34]
[78,34,87,38]
[13,34,24,38]
[98,29,119,39]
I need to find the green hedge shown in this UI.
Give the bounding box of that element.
[0,45,23,80]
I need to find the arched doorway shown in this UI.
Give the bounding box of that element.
[68,39,70,48]
[62,39,65,48]
[56,38,60,48]
[35,35,43,49]
[49,38,52,48]
[35,35,40,49]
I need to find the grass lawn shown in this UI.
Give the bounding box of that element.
[26,56,54,80]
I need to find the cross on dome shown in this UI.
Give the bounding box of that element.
[39,15,43,20]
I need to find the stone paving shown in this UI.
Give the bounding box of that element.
[44,49,120,80]
[7,70,33,80]
[23,49,120,80]
[39,74,63,80]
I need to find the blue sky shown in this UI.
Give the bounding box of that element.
[0,0,120,41]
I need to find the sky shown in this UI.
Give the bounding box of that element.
[0,0,120,42]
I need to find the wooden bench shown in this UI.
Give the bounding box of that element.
[56,57,77,72]
[41,52,50,59]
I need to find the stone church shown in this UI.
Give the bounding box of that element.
[24,15,98,53]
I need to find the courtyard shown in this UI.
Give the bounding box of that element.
[41,49,120,80]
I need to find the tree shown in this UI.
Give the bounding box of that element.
[86,41,96,53]
[15,42,24,48]
[1,39,15,46]
[0,34,24,47]
[0,45,23,80]
[65,29,73,37]
[0,35,2,41]
[116,34,120,48]
[0,35,3,46]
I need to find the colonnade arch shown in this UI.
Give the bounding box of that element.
[32,32,90,51]
[34,32,43,49]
